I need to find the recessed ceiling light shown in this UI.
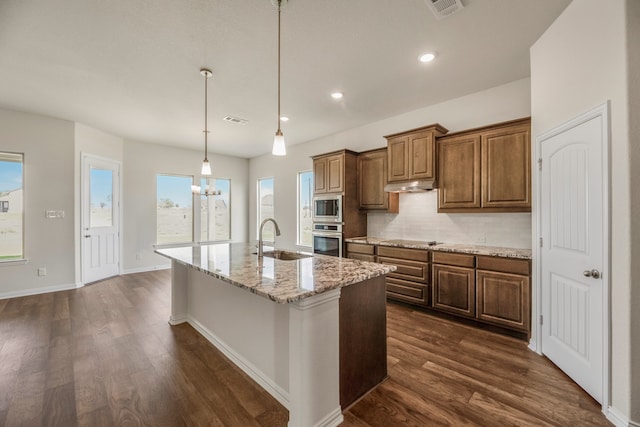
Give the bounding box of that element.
[331,92,343,100]
[418,53,436,63]
[280,116,289,122]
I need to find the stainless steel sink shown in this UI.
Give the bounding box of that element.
[253,250,312,260]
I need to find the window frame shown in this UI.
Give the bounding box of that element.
[0,151,25,264]
[198,177,232,243]
[297,170,313,248]
[257,177,275,241]
[155,173,195,247]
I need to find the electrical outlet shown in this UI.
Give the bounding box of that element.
[37,267,47,276]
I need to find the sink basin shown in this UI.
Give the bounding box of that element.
[255,250,312,261]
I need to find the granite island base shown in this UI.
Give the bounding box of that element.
[156,244,394,427]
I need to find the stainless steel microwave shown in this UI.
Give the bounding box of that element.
[312,195,342,223]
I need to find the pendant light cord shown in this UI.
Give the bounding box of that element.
[277,1,281,132]
[204,72,209,161]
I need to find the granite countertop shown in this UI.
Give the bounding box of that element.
[155,243,396,304]
[344,237,532,260]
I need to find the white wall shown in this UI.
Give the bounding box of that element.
[530,0,637,422]
[249,78,532,251]
[122,140,250,273]
[74,123,124,284]
[0,108,76,297]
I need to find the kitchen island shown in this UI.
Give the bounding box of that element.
[155,243,395,427]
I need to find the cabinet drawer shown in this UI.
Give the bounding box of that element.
[378,257,429,284]
[476,256,529,275]
[346,243,375,255]
[377,246,429,262]
[432,251,475,268]
[386,277,430,307]
[348,253,376,263]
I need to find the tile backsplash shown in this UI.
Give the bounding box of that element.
[367,191,532,249]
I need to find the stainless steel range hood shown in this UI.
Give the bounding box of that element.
[384,180,436,192]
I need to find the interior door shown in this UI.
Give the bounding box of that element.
[539,105,608,404]
[82,154,120,284]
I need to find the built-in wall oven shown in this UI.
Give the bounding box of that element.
[312,195,342,223]
[312,223,343,257]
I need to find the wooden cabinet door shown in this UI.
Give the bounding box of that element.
[438,134,481,210]
[481,124,531,209]
[387,136,409,182]
[476,270,530,332]
[358,149,397,211]
[409,130,436,180]
[326,154,344,193]
[313,158,328,194]
[358,150,387,209]
[432,264,475,318]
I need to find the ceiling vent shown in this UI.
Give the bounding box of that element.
[223,115,249,125]
[425,0,464,20]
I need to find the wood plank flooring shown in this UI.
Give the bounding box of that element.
[0,270,610,426]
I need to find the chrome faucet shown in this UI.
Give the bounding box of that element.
[258,218,281,258]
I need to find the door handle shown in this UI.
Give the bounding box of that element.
[84,235,91,238]
[583,269,601,279]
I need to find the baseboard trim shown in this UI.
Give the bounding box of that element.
[308,407,343,427]
[606,405,639,427]
[121,265,170,275]
[527,338,537,352]
[0,282,81,300]
[186,316,290,410]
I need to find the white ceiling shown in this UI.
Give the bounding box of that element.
[0,0,571,159]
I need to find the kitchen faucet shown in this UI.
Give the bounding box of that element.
[258,218,281,258]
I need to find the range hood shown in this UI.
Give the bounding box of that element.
[384,180,437,193]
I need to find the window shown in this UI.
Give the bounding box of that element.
[199,178,231,242]
[157,174,193,245]
[257,177,274,241]
[0,152,24,261]
[297,171,313,247]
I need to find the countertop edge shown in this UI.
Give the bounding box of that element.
[344,237,532,260]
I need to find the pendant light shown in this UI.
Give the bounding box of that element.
[272,0,286,156]
[200,68,213,175]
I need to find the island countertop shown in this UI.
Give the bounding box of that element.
[155,242,396,304]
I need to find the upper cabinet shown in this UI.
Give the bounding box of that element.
[357,148,399,212]
[438,118,531,213]
[385,124,448,184]
[313,153,345,194]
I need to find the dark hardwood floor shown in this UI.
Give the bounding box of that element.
[0,270,610,426]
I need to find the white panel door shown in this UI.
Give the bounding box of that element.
[539,105,608,404]
[82,154,120,284]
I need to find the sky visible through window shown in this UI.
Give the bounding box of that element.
[0,161,22,192]
[157,175,193,208]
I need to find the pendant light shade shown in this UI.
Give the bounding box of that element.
[272,0,286,156]
[273,129,286,156]
[200,68,213,175]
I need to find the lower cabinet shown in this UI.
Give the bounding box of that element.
[431,252,476,318]
[345,243,376,262]
[476,256,530,332]
[378,246,430,307]
[346,242,532,334]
